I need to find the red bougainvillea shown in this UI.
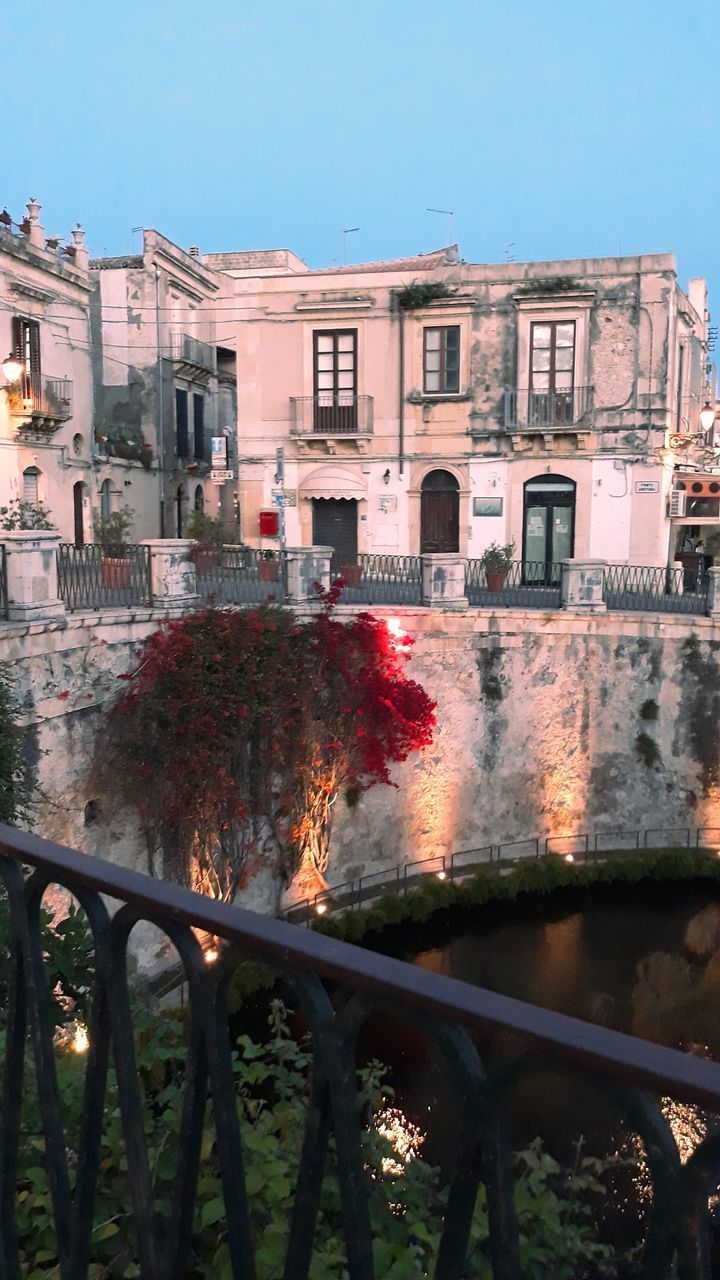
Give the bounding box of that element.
[97,588,435,904]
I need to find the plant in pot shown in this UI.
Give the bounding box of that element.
[478,540,515,592]
[186,510,225,575]
[0,497,55,531]
[338,561,361,588]
[93,506,135,589]
[258,548,279,582]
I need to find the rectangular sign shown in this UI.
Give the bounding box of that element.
[635,481,659,494]
[272,488,297,507]
[210,469,234,482]
[275,446,285,483]
[211,436,228,467]
[473,497,503,517]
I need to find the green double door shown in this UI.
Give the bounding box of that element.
[522,477,575,582]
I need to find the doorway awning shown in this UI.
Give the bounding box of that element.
[299,466,367,500]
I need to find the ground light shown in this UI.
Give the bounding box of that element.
[204,945,219,965]
[565,854,575,863]
[72,1022,89,1054]
[315,902,328,915]
[436,870,447,880]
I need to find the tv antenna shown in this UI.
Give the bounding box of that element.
[342,227,359,264]
[427,207,454,245]
[503,242,516,263]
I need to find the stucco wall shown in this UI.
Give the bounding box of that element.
[4,605,719,914]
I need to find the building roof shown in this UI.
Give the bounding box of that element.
[307,246,459,276]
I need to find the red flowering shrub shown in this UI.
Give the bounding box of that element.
[97,590,435,904]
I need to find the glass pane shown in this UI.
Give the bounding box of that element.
[555,347,574,372]
[425,351,440,372]
[524,506,547,563]
[555,372,572,390]
[317,354,334,372]
[532,349,551,371]
[556,323,575,347]
[316,335,334,352]
[425,370,440,392]
[552,507,573,561]
[425,329,441,351]
[444,367,460,393]
[532,324,551,349]
[532,372,550,390]
[444,327,460,354]
[317,373,334,390]
[337,333,355,352]
[337,353,355,371]
[337,372,354,389]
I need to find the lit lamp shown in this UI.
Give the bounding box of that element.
[699,401,716,435]
[1,353,24,385]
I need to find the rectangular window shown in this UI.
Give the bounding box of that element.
[175,388,189,458]
[193,394,205,459]
[530,321,575,392]
[423,326,460,394]
[313,330,357,398]
[12,316,41,395]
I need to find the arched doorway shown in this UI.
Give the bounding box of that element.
[73,481,85,546]
[194,485,204,513]
[420,469,459,553]
[523,474,576,580]
[176,484,186,537]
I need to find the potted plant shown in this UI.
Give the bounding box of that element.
[258,549,279,582]
[0,497,55,531]
[339,562,361,588]
[93,506,135,588]
[479,541,515,592]
[187,510,225,575]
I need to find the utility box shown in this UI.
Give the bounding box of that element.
[259,509,279,537]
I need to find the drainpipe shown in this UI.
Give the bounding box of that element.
[155,266,166,537]
[398,301,405,477]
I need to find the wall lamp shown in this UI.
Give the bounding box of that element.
[1,353,24,385]
[699,401,716,434]
[383,468,390,485]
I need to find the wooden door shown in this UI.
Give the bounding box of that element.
[420,470,460,552]
[73,482,84,546]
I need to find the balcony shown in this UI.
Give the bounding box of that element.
[8,374,73,428]
[504,385,593,431]
[169,331,217,376]
[290,394,374,438]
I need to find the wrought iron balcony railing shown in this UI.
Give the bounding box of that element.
[504,385,592,430]
[290,394,374,435]
[169,331,217,374]
[3,823,720,1277]
[8,374,73,423]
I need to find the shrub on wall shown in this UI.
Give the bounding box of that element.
[96,589,436,903]
[0,663,32,827]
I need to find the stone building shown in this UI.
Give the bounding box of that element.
[0,199,96,542]
[204,244,716,575]
[89,230,238,540]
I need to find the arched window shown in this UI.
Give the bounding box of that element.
[420,469,460,553]
[99,479,111,524]
[176,484,186,537]
[22,466,40,506]
[194,485,204,513]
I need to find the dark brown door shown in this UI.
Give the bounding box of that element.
[73,482,84,546]
[420,470,460,552]
[312,498,358,575]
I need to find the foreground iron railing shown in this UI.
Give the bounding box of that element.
[56,544,152,612]
[604,563,709,615]
[0,545,7,621]
[195,546,287,606]
[334,553,423,605]
[466,559,563,608]
[3,825,720,1277]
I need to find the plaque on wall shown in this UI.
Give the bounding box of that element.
[473,497,503,517]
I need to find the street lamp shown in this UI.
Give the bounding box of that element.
[699,401,716,434]
[1,353,23,384]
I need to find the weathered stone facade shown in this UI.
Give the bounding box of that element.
[5,606,719,916]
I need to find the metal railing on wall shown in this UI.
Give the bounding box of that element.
[195,547,287,606]
[3,822,720,1277]
[334,553,423,605]
[466,559,563,609]
[604,563,709,615]
[56,544,152,612]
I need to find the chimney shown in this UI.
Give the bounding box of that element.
[188,246,200,259]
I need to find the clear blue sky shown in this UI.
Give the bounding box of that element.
[4,0,719,301]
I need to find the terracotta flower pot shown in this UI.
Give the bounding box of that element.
[193,548,218,575]
[339,563,361,587]
[258,558,279,582]
[101,557,132,589]
[485,570,508,592]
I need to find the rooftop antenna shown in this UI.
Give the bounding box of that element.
[342,227,359,264]
[427,207,454,246]
[503,242,516,263]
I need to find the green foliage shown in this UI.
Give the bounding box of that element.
[93,505,135,549]
[0,899,94,1033]
[94,422,153,470]
[478,541,516,574]
[0,497,55,530]
[0,664,32,827]
[4,996,622,1277]
[187,510,226,550]
[639,698,659,722]
[516,276,578,295]
[635,731,661,768]
[395,281,455,311]
[314,848,720,945]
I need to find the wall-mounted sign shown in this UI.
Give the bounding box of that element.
[210,469,234,483]
[272,488,296,507]
[473,497,503,517]
[211,436,228,468]
[635,481,659,494]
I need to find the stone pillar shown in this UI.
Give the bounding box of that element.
[284,546,332,605]
[142,539,198,610]
[422,553,468,609]
[707,567,720,620]
[71,224,89,272]
[561,559,607,612]
[25,197,45,250]
[3,530,65,622]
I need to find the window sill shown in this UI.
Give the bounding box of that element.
[407,392,471,405]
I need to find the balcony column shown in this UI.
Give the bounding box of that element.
[422,554,468,609]
[3,530,65,622]
[561,559,607,612]
[142,539,198,611]
[284,546,332,605]
[707,567,720,621]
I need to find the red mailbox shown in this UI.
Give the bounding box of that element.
[259,508,279,537]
